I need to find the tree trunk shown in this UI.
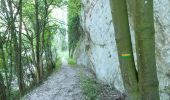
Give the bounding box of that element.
[45,40,53,74]
[7,36,13,98]
[109,0,140,99]
[35,0,41,83]
[0,73,6,100]
[133,0,160,99]
[18,0,24,96]
[0,38,7,100]
[41,0,48,78]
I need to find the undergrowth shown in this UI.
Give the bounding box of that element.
[55,57,62,71]
[79,69,125,100]
[79,69,99,100]
[67,57,77,65]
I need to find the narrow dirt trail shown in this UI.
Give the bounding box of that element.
[23,58,85,100]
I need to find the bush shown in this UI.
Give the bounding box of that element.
[55,58,62,71]
[67,57,77,65]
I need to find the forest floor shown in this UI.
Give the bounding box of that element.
[23,58,85,100]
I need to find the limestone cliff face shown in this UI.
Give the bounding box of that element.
[75,0,170,99]
[154,0,170,99]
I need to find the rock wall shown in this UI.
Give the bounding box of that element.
[154,0,170,99]
[75,0,170,99]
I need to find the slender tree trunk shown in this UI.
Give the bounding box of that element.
[18,0,24,96]
[0,38,7,100]
[0,43,9,99]
[49,45,55,69]
[35,0,41,83]
[41,0,48,78]
[45,40,53,74]
[0,41,8,85]
[31,38,37,72]
[0,73,6,100]
[133,0,160,99]
[109,0,140,99]
[7,38,13,98]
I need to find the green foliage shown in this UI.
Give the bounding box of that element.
[67,57,76,65]
[79,70,122,100]
[81,78,98,100]
[55,58,62,71]
[10,90,20,100]
[79,72,98,100]
[0,0,67,99]
[0,58,2,69]
[76,40,81,48]
[68,0,81,56]
[68,0,81,18]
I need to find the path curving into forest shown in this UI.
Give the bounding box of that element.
[23,58,85,100]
